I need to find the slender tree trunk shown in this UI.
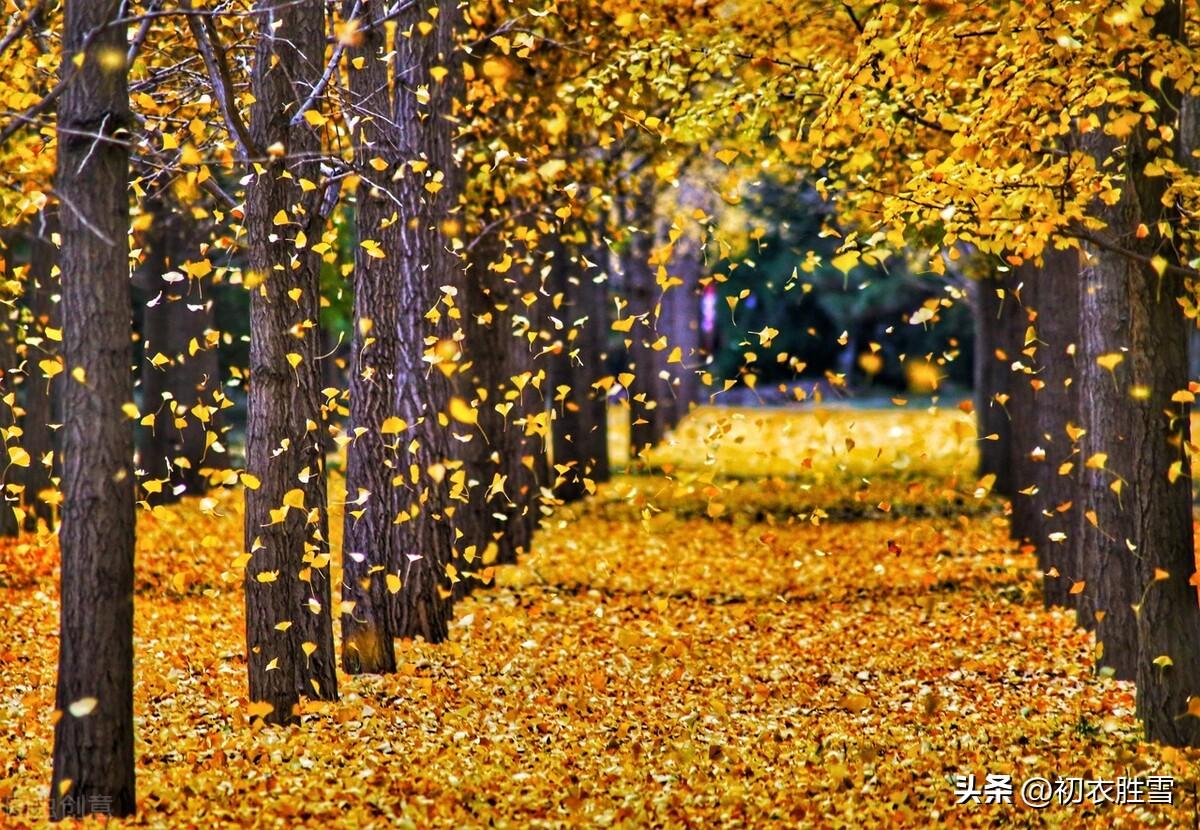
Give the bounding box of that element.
[0,297,20,537]
[503,269,546,564]
[1025,247,1081,611]
[658,186,706,431]
[242,0,338,724]
[1006,264,1040,545]
[22,209,60,531]
[1078,0,1200,745]
[1077,238,1141,677]
[340,0,405,673]
[972,271,1015,498]
[580,223,612,485]
[137,201,223,502]
[541,219,614,501]
[456,231,512,580]
[624,181,670,459]
[50,0,136,817]
[1104,1,1200,743]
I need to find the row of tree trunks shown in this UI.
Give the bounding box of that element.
[973,252,1080,610]
[49,0,137,817]
[971,1,1200,746]
[241,0,338,724]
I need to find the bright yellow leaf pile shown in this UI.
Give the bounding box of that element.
[2,406,1199,827]
[612,403,978,481]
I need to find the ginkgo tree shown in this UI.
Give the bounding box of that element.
[576,0,1200,746]
[47,0,137,818]
[13,0,1200,822]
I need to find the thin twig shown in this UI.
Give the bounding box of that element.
[1067,229,1200,281]
[182,0,258,160]
[289,0,375,129]
[0,0,45,62]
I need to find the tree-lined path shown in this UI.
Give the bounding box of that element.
[4,0,1200,825]
[2,406,1193,826]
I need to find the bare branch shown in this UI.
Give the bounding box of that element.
[1067,229,1200,281]
[290,0,368,129]
[181,0,258,160]
[0,0,45,62]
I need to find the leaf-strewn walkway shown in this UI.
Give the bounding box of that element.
[1,406,1195,827]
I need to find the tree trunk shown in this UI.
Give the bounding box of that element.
[242,0,338,724]
[339,2,399,673]
[658,185,706,431]
[1006,264,1040,546]
[0,298,21,537]
[21,209,60,531]
[50,0,136,817]
[624,181,670,459]
[1078,0,1200,745]
[1025,246,1081,610]
[972,271,1015,498]
[460,233,545,570]
[580,223,612,485]
[548,229,611,501]
[336,0,468,670]
[455,231,511,582]
[137,201,223,502]
[341,0,462,642]
[510,344,547,562]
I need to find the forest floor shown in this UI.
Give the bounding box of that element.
[3,404,1200,827]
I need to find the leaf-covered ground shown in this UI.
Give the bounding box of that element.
[3,405,1200,827]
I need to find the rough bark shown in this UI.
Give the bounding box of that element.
[340,0,462,641]
[21,209,59,530]
[340,0,409,672]
[242,0,338,724]
[49,0,136,817]
[1079,1,1200,745]
[1025,246,1081,611]
[137,201,224,502]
